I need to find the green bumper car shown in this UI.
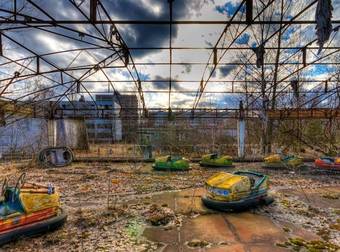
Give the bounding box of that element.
[200,153,234,168]
[263,154,303,169]
[152,155,190,171]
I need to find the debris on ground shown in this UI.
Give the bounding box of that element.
[143,204,175,226]
[0,161,339,251]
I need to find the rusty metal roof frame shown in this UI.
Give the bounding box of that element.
[0,0,339,119]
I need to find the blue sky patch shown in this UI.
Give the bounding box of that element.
[215,2,245,16]
[304,65,336,76]
[220,65,236,77]
[282,27,296,40]
[236,33,250,45]
[139,72,150,81]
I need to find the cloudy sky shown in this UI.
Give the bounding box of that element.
[0,0,339,109]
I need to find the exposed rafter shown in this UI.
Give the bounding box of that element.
[0,0,338,119]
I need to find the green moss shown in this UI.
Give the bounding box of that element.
[187,239,209,248]
[316,228,331,241]
[125,219,143,239]
[322,193,339,200]
[288,237,306,247]
[84,174,97,180]
[282,227,291,233]
[307,240,339,252]
[279,237,340,252]
[275,242,288,248]
[281,199,291,208]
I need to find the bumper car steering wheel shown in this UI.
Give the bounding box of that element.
[11,173,26,202]
[1,177,8,200]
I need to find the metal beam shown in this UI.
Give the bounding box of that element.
[0,0,339,114]
[1,20,340,25]
[90,0,97,23]
[246,0,253,25]
[193,0,275,110]
[96,0,147,113]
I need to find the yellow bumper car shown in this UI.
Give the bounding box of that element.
[201,171,273,211]
[0,173,67,245]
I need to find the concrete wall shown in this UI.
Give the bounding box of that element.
[112,118,123,141]
[0,118,48,157]
[0,118,91,158]
[55,119,89,150]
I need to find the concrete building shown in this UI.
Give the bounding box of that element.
[56,93,139,143]
[118,95,139,142]
[57,94,123,143]
[0,93,138,157]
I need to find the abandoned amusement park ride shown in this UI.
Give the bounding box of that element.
[0,0,339,250]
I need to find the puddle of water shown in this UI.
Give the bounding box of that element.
[142,188,319,252]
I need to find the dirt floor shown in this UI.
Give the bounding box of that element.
[0,161,339,252]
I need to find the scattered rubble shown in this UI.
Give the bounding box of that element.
[276,237,339,251]
[186,239,210,248]
[143,204,175,226]
[322,192,339,200]
[0,161,339,251]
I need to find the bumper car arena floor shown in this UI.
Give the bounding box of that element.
[0,161,339,251]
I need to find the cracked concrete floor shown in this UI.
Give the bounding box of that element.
[0,161,339,251]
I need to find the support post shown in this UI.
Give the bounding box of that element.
[36,56,40,74]
[237,101,245,159]
[0,33,2,56]
[0,107,5,126]
[47,119,57,147]
[90,0,97,23]
[246,0,253,25]
[60,72,63,84]
[76,80,81,93]
[14,0,17,21]
[302,47,306,67]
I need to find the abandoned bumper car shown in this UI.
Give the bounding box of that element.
[200,153,234,168]
[152,155,190,171]
[314,157,340,171]
[202,171,274,211]
[263,154,303,169]
[0,173,67,245]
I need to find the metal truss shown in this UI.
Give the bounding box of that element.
[0,0,339,119]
